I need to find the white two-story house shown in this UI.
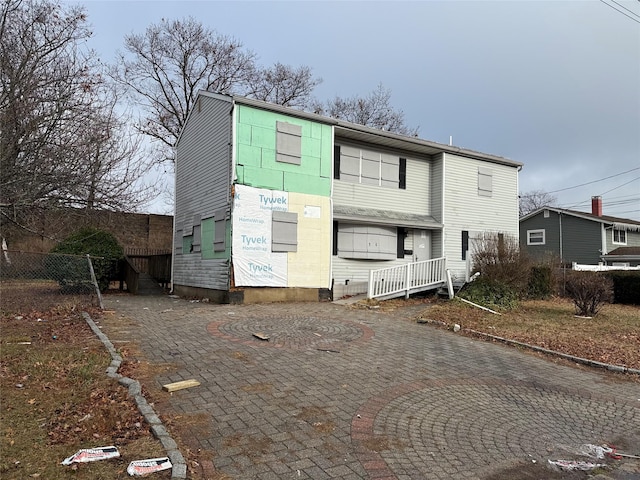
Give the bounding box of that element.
[173,92,522,303]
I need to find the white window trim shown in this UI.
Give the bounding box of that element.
[527,229,545,245]
[612,228,627,245]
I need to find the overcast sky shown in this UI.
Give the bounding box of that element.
[69,0,640,220]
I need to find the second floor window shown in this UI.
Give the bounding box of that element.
[334,145,406,189]
[613,229,626,244]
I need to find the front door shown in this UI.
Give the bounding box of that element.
[413,229,431,262]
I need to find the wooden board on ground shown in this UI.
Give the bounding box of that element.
[162,379,201,393]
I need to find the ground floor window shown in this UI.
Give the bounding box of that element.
[527,229,545,245]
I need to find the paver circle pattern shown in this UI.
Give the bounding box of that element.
[207,314,374,350]
[352,379,640,479]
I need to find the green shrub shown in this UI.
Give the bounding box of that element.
[605,271,640,305]
[528,265,553,299]
[564,271,613,317]
[458,277,519,310]
[50,227,123,291]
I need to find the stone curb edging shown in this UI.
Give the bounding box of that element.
[81,312,187,479]
[419,318,640,376]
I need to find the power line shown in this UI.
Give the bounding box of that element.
[546,166,640,194]
[598,175,640,196]
[610,0,640,19]
[599,0,640,23]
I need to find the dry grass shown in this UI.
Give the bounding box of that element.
[0,283,168,479]
[419,297,640,371]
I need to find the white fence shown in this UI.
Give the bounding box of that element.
[368,257,447,300]
[572,262,640,272]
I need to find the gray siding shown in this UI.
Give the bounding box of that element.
[520,211,603,264]
[173,94,233,290]
[605,227,640,253]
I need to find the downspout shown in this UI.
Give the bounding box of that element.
[559,212,565,294]
[170,146,177,293]
[228,101,237,291]
[329,125,335,291]
[559,212,563,264]
[441,153,446,258]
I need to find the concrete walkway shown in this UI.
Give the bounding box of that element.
[99,294,640,479]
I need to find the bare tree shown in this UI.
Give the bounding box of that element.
[0,0,153,234]
[246,62,320,108]
[312,83,418,136]
[112,17,321,163]
[519,190,557,217]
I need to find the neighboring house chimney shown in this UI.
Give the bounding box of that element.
[591,196,603,217]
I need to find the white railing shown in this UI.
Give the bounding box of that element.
[367,257,447,299]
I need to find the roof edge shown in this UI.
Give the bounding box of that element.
[200,92,522,167]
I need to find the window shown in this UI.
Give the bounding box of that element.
[336,224,397,260]
[334,145,403,189]
[183,234,193,253]
[527,229,545,245]
[478,167,493,197]
[214,208,226,252]
[276,121,302,165]
[191,225,201,253]
[613,229,626,245]
[543,209,550,218]
[272,211,298,252]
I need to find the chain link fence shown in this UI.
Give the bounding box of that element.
[1,251,103,312]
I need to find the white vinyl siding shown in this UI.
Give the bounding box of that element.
[333,150,431,216]
[443,153,519,281]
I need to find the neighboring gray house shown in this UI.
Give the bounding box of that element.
[173,91,522,303]
[519,196,640,266]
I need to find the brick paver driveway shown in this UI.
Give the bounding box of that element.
[101,295,640,479]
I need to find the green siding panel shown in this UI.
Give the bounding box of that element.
[235,105,332,196]
[237,123,252,145]
[202,218,230,260]
[237,144,262,167]
[183,235,193,254]
[283,172,330,196]
[251,125,276,150]
[242,165,284,190]
[305,137,322,158]
[320,133,333,178]
[201,217,214,257]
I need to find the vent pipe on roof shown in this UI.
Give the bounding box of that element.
[592,196,603,217]
[449,136,453,146]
